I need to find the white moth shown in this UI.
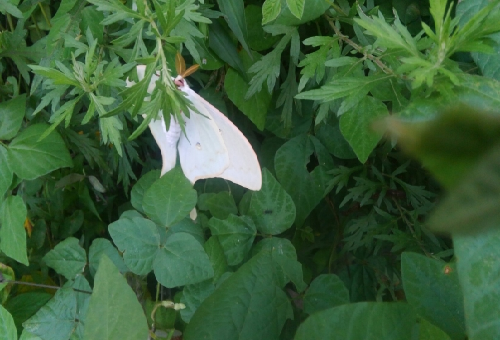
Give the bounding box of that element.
[127,64,262,191]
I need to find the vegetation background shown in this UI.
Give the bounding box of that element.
[1,0,500,339]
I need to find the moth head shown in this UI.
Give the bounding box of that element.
[175,52,199,89]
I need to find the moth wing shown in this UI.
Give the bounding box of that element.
[177,89,229,183]
[146,113,179,176]
[187,90,262,190]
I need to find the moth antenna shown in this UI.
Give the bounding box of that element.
[175,52,185,75]
[183,64,200,78]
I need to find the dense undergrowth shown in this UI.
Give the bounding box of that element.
[1,0,500,339]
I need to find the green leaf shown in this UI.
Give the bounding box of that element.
[28,65,80,87]
[262,0,281,25]
[315,116,357,159]
[246,5,280,51]
[354,11,419,56]
[218,0,250,56]
[108,216,161,275]
[419,318,452,340]
[0,305,16,340]
[401,252,465,340]
[204,236,228,282]
[0,0,23,18]
[142,168,197,227]
[7,124,73,180]
[272,0,329,25]
[382,106,500,189]
[428,146,500,235]
[99,116,123,156]
[0,94,25,141]
[42,237,86,280]
[0,196,28,265]
[180,280,215,323]
[23,288,80,339]
[0,146,13,198]
[209,19,246,77]
[286,0,305,19]
[303,274,350,315]
[204,192,238,220]
[295,302,417,339]
[296,74,391,103]
[3,292,53,335]
[274,134,331,226]
[167,218,205,245]
[248,168,296,235]
[184,248,293,340]
[254,238,306,292]
[88,238,128,277]
[454,227,500,339]
[83,255,149,340]
[225,50,272,130]
[208,215,257,266]
[339,96,389,163]
[130,170,161,214]
[154,232,214,288]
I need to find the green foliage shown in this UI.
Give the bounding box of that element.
[2,0,500,339]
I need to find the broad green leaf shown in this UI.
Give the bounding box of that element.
[204,236,228,282]
[204,192,238,220]
[153,232,214,288]
[7,124,73,180]
[3,292,52,335]
[339,96,389,163]
[88,238,128,277]
[382,106,500,189]
[208,215,257,266]
[0,305,16,340]
[454,227,500,339]
[0,195,28,265]
[262,0,281,24]
[59,210,84,238]
[401,252,465,340]
[184,248,293,340]
[0,146,12,197]
[286,0,305,19]
[180,280,215,323]
[80,5,104,43]
[457,0,500,81]
[248,168,296,235]
[108,216,161,275]
[130,170,160,214]
[246,5,280,51]
[272,0,329,25]
[142,168,197,226]
[42,237,86,280]
[428,146,500,235]
[209,19,246,77]
[303,274,350,315]
[419,317,452,340]
[166,218,205,245]
[454,74,500,113]
[225,50,271,130]
[254,238,306,292]
[295,302,417,340]
[315,117,357,159]
[0,94,25,141]
[218,0,250,55]
[274,134,331,226]
[23,288,78,339]
[83,255,149,340]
